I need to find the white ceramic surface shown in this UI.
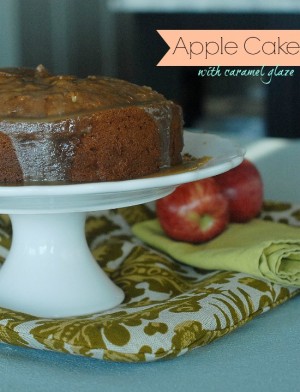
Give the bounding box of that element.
[0,213,125,318]
[0,131,244,317]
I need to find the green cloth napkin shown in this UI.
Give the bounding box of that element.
[132,218,300,287]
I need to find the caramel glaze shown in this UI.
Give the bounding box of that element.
[0,65,168,119]
[0,65,184,184]
[143,156,211,178]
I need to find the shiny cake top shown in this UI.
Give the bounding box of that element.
[0,65,166,119]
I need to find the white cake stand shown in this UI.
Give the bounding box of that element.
[0,132,244,318]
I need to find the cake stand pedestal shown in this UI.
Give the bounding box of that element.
[0,132,244,318]
[0,212,125,318]
[0,186,175,318]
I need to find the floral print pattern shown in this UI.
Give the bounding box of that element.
[0,201,298,362]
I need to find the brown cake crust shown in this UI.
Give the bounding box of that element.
[0,133,23,183]
[70,107,162,182]
[0,65,183,184]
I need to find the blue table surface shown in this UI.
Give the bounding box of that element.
[1,294,299,392]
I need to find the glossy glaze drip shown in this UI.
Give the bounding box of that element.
[0,119,83,182]
[144,103,172,167]
[0,66,181,183]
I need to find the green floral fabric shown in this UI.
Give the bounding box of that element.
[0,201,298,362]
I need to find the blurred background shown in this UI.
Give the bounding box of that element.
[0,0,300,143]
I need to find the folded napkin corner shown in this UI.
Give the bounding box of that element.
[132,218,300,287]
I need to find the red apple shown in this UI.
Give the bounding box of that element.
[214,159,263,223]
[156,178,229,243]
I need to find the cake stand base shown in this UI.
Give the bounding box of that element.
[0,212,124,318]
[0,132,244,318]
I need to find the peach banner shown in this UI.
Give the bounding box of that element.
[157,30,300,66]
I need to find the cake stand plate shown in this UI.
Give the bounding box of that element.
[0,131,244,318]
